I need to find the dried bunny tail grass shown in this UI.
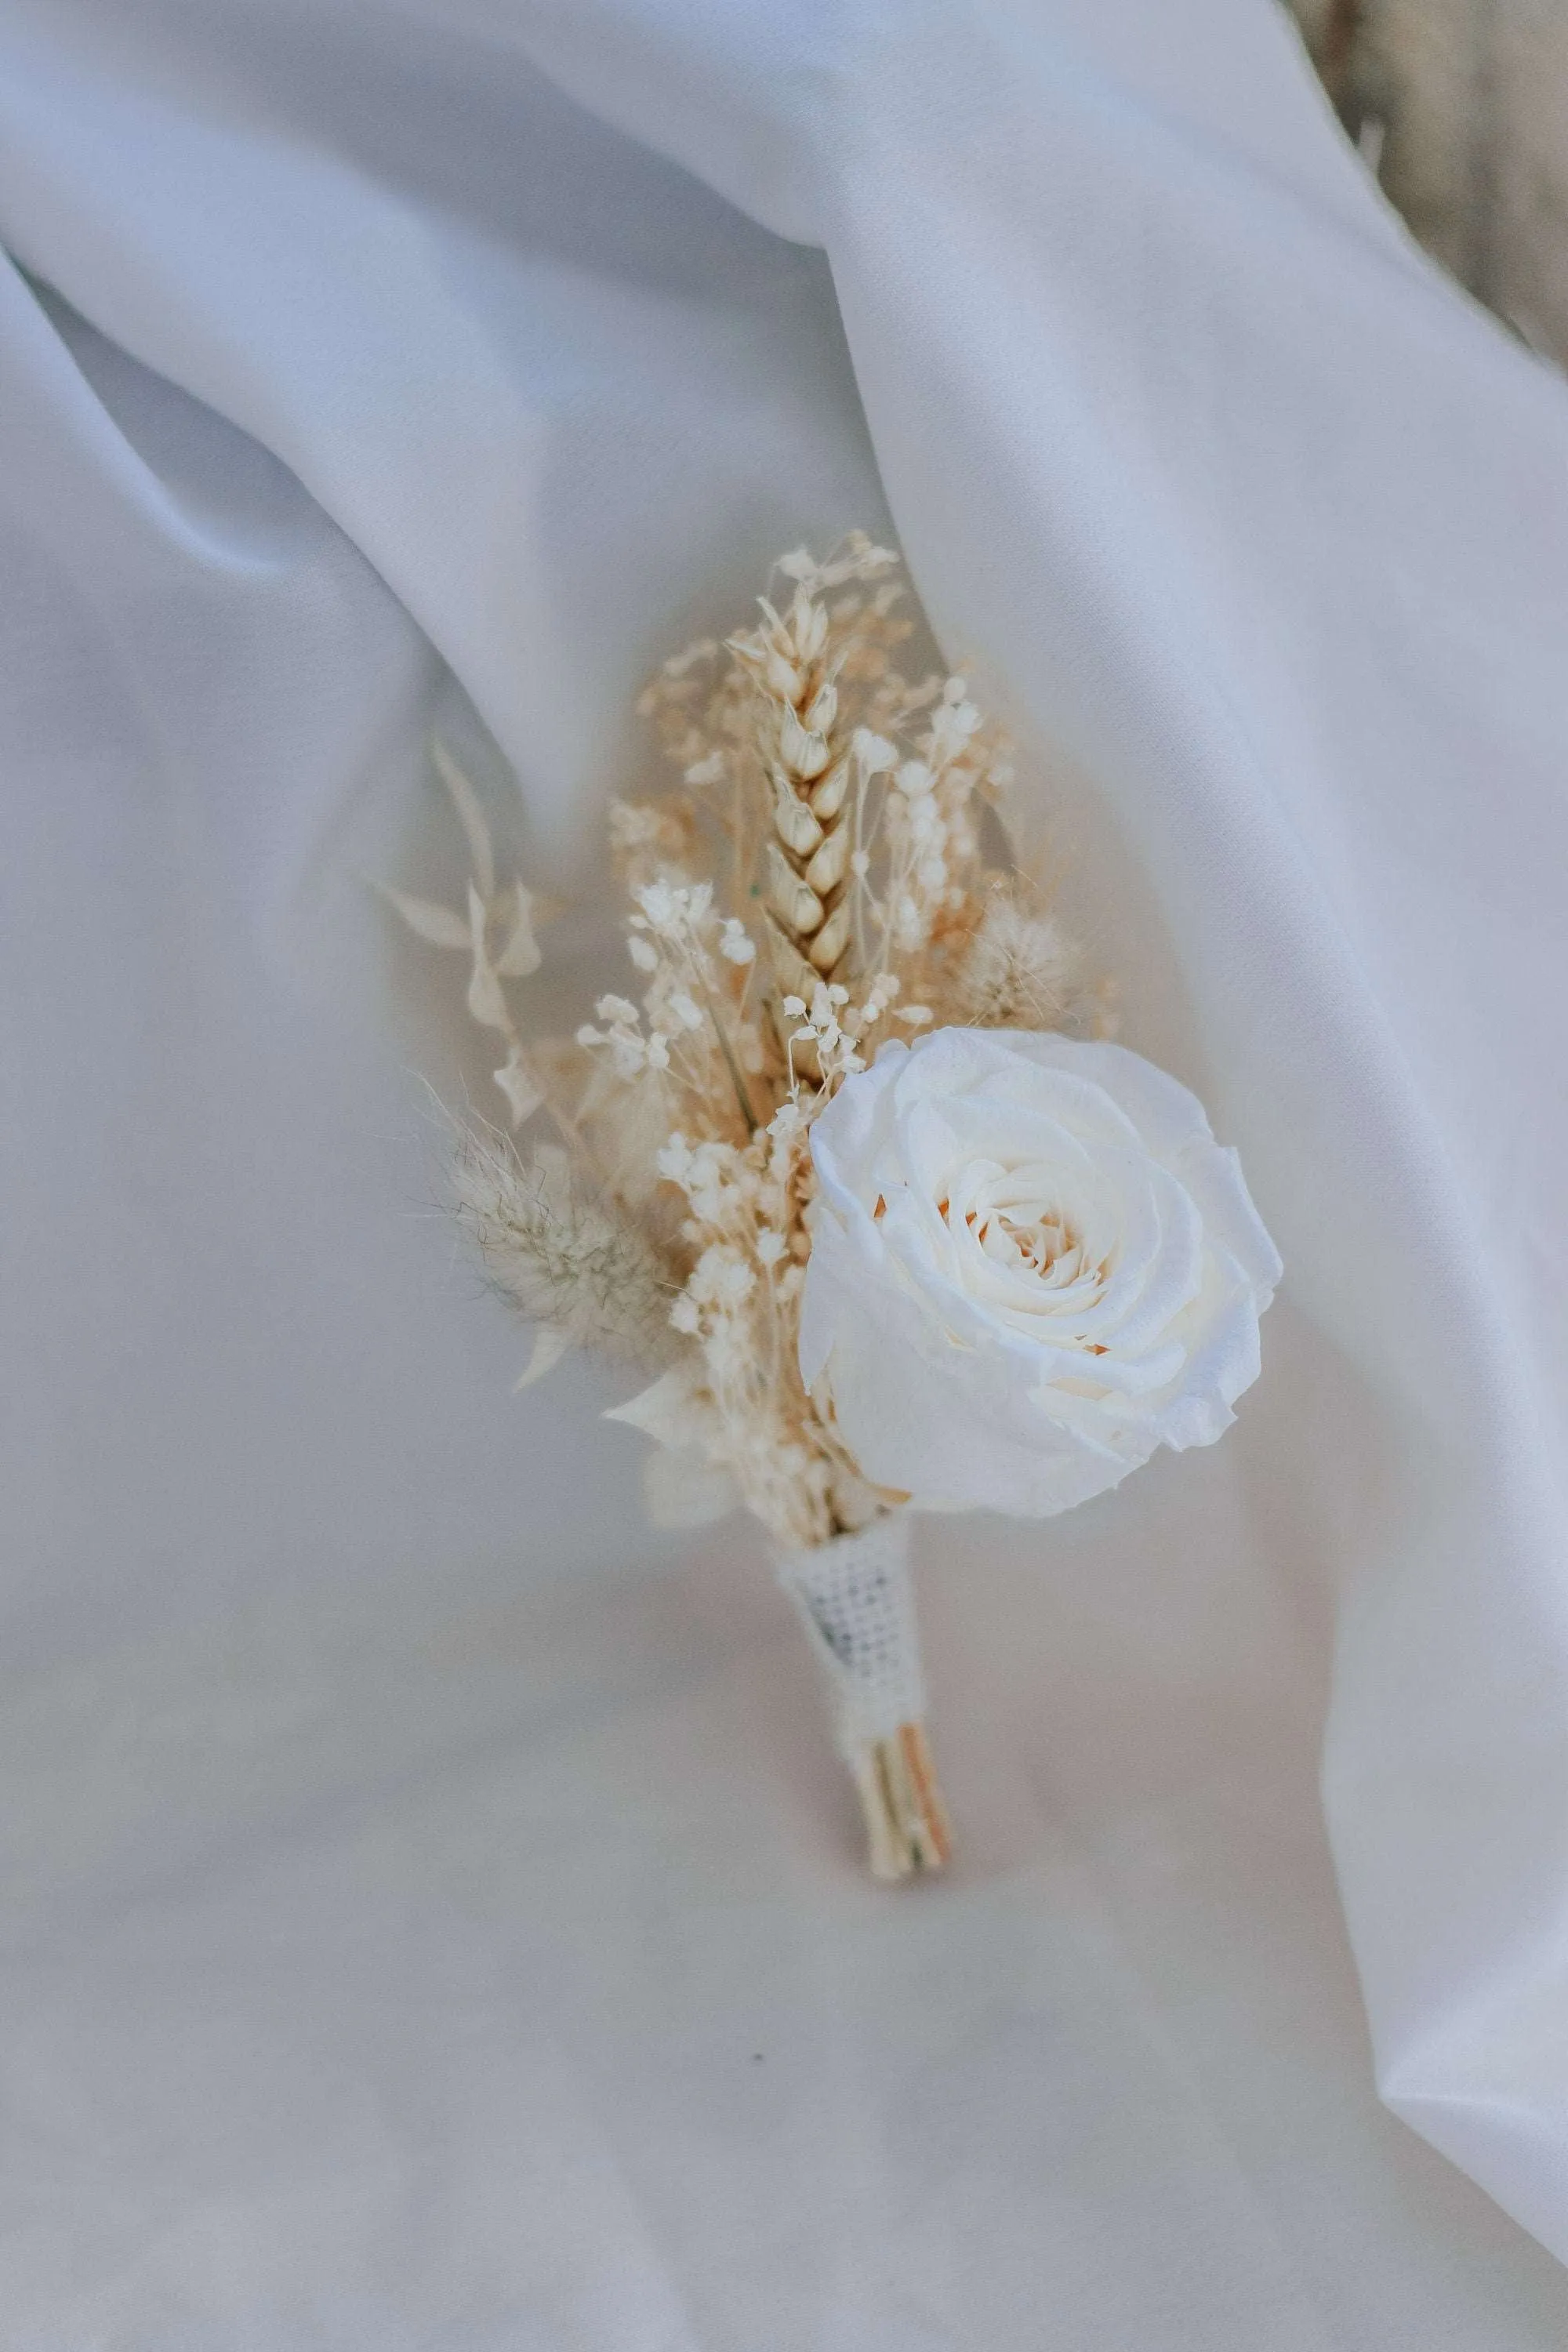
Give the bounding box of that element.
[950,887,1087,1031]
[452,1127,682,1370]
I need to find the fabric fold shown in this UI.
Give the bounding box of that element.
[3,0,1566,2290]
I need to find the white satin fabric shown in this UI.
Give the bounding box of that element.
[2,0,1567,2341]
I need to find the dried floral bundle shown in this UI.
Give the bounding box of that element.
[391,537,1279,1878]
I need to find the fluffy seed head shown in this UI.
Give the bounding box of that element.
[953,892,1083,1031]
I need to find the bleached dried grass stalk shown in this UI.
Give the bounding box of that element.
[452,1130,680,1379]
[954,887,1089,1031]
[389,535,1099,1878]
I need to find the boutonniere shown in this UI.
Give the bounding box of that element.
[391,538,1279,1878]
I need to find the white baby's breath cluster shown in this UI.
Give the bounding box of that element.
[391,537,1097,1550]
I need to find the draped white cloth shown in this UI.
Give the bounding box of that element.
[2,0,1567,2341]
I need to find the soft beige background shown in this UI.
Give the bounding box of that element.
[1287,0,1568,360]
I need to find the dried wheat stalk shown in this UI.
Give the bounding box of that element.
[730,583,859,1020]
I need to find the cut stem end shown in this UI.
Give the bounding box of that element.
[850,1721,952,1882]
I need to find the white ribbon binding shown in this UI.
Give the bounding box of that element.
[774,1514,926,1757]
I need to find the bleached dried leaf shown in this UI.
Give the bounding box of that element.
[379,884,473,950]
[493,881,542,978]
[514,1325,570,1389]
[465,884,511,1033]
[493,1047,543,1129]
[605,1362,710,1446]
[434,740,496,901]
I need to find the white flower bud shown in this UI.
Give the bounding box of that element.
[853,728,898,776]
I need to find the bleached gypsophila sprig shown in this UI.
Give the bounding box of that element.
[389,538,1090,1551]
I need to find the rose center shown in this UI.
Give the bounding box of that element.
[971,1203,1080,1279]
[940,1183,1100,1294]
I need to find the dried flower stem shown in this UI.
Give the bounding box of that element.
[855,1724,952,1882]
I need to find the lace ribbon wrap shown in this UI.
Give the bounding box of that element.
[774,1515,927,1756]
[774,1513,947,1878]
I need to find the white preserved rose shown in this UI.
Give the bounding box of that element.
[799,1029,1281,1517]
